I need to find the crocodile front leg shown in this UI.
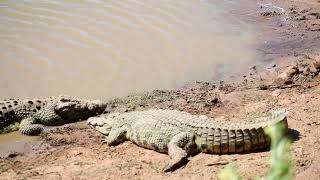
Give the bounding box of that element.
[19,117,45,135]
[106,125,130,146]
[164,132,196,172]
[19,103,63,135]
[87,116,114,135]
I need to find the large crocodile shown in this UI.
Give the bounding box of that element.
[87,109,288,171]
[0,95,107,135]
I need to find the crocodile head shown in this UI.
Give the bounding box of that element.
[86,112,120,135]
[54,95,108,122]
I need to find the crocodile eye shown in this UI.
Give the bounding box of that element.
[2,107,6,110]
[28,101,34,104]
[8,105,12,108]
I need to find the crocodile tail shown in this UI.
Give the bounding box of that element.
[264,109,288,130]
[197,109,288,154]
[244,109,289,133]
[232,109,289,153]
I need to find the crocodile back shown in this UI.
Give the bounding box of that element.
[115,109,288,154]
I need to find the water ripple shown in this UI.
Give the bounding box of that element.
[0,0,258,100]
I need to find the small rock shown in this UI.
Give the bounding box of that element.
[267,63,277,69]
[258,84,270,90]
[297,15,308,20]
[310,12,320,19]
[210,96,220,104]
[251,65,257,70]
[273,65,299,85]
[271,89,282,97]
[313,60,320,71]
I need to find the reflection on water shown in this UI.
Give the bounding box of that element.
[0,131,38,144]
[0,0,258,100]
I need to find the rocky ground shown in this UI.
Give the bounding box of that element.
[1,0,320,179]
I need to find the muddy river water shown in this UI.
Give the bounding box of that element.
[0,0,259,100]
[0,131,39,156]
[0,0,262,152]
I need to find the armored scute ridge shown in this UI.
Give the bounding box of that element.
[0,95,107,135]
[0,98,51,133]
[88,109,288,171]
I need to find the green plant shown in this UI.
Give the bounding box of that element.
[265,123,292,180]
[39,131,49,138]
[218,164,242,180]
[219,123,292,180]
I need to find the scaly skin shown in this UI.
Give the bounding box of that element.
[87,109,288,171]
[0,95,107,135]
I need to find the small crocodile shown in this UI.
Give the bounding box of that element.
[87,109,288,171]
[0,95,107,135]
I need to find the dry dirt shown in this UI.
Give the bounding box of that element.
[1,0,320,179]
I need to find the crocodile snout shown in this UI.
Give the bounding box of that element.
[88,100,108,111]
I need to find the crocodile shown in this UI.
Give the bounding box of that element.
[87,109,288,171]
[0,95,107,135]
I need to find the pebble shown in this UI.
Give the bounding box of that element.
[271,89,282,97]
[313,60,320,71]
[273,65,299,85]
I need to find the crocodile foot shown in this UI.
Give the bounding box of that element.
[87,116,113,135]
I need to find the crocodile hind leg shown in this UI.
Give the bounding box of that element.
[163,132,196,172]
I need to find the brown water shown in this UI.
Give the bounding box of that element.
[0,131,39,156]
[0,0,259,100]
[0,131,38,144]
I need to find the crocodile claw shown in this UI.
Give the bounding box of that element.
[87,116,114,135]
[163,163,173,172]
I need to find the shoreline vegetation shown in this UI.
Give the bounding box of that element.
[1,0,320,179]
